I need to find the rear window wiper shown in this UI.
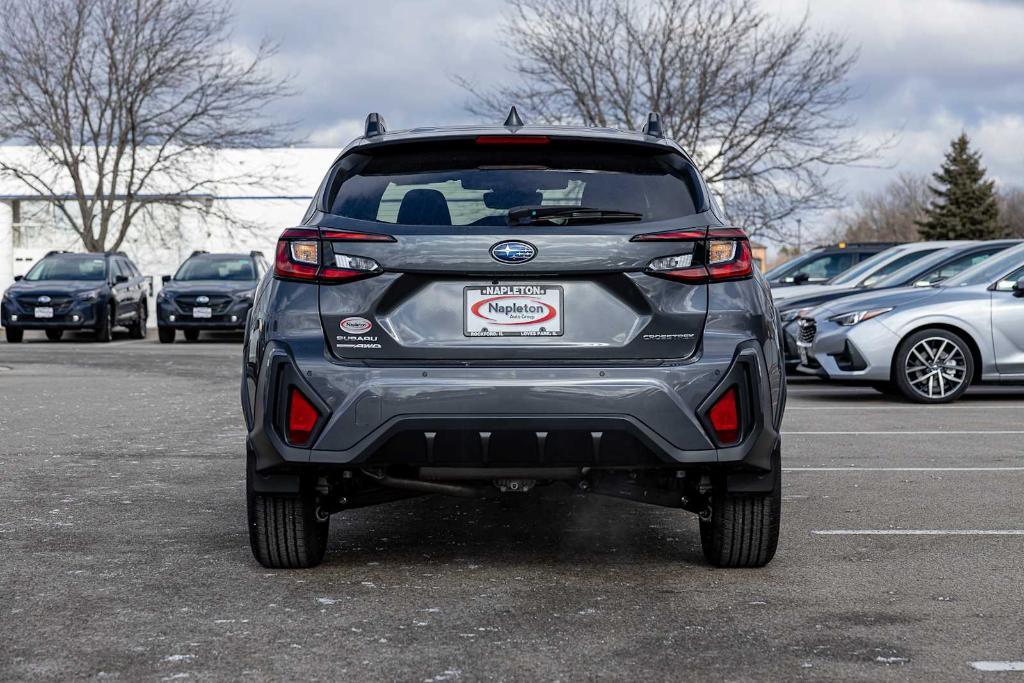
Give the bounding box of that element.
[507,205,644,226]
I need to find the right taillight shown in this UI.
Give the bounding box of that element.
[641,227,753,283]
[274,227,390,283]
[708,385,740,445]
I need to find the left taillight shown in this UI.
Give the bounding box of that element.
[274,227,392,283]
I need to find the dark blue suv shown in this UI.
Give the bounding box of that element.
[156,251,267,343]
[1,251,148,343]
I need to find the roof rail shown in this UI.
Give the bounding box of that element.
[101,250,127,257]
[641,112,664,138]
[44,250,71,257]
[190,250,208,257]
[249,250,265,258]
[504,106,524,128]
[365,112,387,138]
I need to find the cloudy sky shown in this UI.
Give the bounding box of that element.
[233,0,1024,233]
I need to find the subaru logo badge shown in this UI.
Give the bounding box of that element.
[38,295,51,303]
[490,240,536,264]
[196,295,210,304]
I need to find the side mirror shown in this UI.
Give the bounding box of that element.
[1014,278,1024,298]
[115,274,129,284]
[792,272,810,285]
[161,275,171,283]
[13,274,23,282]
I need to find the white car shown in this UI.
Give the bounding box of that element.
[772,241,971,301]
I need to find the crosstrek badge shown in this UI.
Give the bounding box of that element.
[340,317,373,334]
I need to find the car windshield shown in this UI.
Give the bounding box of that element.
[24,255,106,281]
[326,141,703,226]
[827,248,901,285]
[942,243,1024,287]
[175,256,255,281]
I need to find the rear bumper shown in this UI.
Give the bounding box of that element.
[243,339,781,475]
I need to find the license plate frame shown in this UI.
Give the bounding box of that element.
[464,285,563,338]
[34,306,54,319]
[192,306,212,319]
[799,345,809,365]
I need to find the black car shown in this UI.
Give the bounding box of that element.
[1,251,149,343]
[764,242,901,287]
[157,251,268,343]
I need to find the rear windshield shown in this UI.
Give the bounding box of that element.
[175,256,255,281]
[326,141,703,226]
[25,255,106,281]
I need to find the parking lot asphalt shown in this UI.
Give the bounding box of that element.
[2,330,1023,681]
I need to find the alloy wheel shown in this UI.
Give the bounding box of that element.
[903,336,968,400]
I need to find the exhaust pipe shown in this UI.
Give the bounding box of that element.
[360,469,489,498]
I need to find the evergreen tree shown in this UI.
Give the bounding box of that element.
[917,133,1003,239]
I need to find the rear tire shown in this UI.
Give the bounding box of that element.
[158,326,175,344]
[129,300,147,339]
[699,445,781,568]
[247,447,329,569]
[95,304,113,343]
[45,329,64,341]
[893,328,974,404]
[5,327,23,343]
[184,329,200,342]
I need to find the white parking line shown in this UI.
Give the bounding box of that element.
[783,430,1024,435]
[785,467,1024,472]
[970,662,1024,672]
[812,530,1024,535]
[786,405,1024,410]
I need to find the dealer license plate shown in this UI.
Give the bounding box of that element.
[34,307,54,318]
[464,285,563,337]
[192,306,212,319]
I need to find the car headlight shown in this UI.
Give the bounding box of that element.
[779,308,800,323]
[237,289,256,303]
[828,307,893,326]
[76,289,102,303]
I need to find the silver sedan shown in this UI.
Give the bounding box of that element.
[796,242,1024,403]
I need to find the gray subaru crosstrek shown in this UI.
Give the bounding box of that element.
[241,111,786,569]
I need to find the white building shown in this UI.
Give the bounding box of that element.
[0,147,340,295]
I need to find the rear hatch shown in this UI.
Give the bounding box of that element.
[312,136,715,363]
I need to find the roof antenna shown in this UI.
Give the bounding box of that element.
[365,112,387,138]
[504,106,524,128]
[641,112,664,138]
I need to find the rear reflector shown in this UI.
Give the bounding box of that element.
[475,135,550,145]
[708,386,740,445]
[287,388,319,445]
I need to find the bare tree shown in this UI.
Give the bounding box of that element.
[0,0,292,252]
[456,0,882,241]
[998,187,1024,238]
[831,174,928,243]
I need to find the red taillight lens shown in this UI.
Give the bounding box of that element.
[287,388,319,445]
[630,228,707,241]
[708,386,740,445]
[274,227,390,283]
[643,227,753,284]
[321,230,396,242]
